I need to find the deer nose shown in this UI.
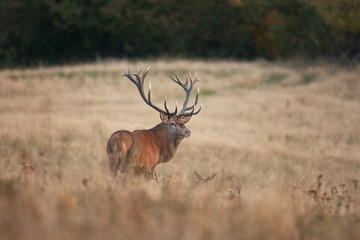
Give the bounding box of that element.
[184,129,191,137]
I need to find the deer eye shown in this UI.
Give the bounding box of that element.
[170,122,176,127]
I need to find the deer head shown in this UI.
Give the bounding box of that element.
[123,66,201,146]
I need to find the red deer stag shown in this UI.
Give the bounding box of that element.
[107,66,201,180]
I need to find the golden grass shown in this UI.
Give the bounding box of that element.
[0,59,359,240]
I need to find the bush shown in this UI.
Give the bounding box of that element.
[0,0,358,67]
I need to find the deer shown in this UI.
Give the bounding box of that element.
[107,66,201,180]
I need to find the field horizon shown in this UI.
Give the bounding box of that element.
[0,59,359,239]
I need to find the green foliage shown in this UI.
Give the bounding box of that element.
[308,0,360,62]
[301,72,317,84]
[264,72,288,84]
[199,89,216,96]
[0,0,359,67]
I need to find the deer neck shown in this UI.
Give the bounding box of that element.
[149,123,182,163]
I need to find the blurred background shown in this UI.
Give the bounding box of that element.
[0,0,359,68]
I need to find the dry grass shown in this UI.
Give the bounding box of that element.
[0,59,359,240]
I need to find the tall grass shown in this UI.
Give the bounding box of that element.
[0,60,359,239]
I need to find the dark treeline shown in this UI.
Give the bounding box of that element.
[0,0,359,67]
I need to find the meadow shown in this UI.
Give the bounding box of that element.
[0,59,359,240]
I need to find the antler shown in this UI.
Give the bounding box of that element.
[170,72,201,117]
[192,170,217,189]
[123,66,201,118]
[123,66,177,116]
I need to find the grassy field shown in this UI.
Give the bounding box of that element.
[0,59,359,240]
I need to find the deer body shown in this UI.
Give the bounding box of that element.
[107,66,200,179]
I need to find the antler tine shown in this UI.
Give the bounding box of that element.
[163,96,172,115]
[170,74,187,90]
[123,67,137,85]
[192,72,200,84]
[181,104,202,117]
[174,101,178,114]
[166,99,178,115]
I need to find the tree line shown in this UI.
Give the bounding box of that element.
[0,0,359,67]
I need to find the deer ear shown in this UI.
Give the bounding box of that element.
[179,115,192,123]
[160,112,169,122]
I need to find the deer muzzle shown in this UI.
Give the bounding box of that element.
[184,129,191,138]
